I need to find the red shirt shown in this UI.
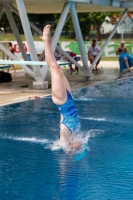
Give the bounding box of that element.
[69,52,77,61]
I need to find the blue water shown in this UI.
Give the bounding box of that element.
[0,78,133,200]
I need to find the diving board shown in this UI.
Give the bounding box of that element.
[0,60,71,66]
[0,65,11,69]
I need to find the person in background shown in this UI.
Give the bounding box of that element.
[54,43,62,61]
[7,42,16,75]
[115,40,133,80]
[85,36,89,41]
[69,51,79,75]
[116,40,133,73]
[88,39,101,71]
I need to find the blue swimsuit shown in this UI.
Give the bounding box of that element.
[56,90,80,134]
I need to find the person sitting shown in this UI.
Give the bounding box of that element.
[88,39,101,71]
[116,41,133,73]
[69,51,79,75]
[54,43,62,61]
[7,42,16,75]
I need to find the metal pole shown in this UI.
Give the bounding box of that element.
[4,5,29,61]
[70,2,89,71]
[56,46,82,70]
[15,0,42,79]
[9,4,42,36]
[9,3,82,70]
[90,8,129,70]
[51,2,71,52]
[65,13,71,24]
[8,4,45,61]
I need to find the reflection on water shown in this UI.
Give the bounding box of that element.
[0,78,133,199]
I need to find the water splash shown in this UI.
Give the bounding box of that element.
[0,129,103,160]
[46,131,98,160]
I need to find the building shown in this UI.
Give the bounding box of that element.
[101,14,133,34]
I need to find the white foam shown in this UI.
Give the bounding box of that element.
[79,116,106,121]
[80,116,132,124]
[0,134,49,144]
[47,140,62,150]
[74,98,94,102]
[15,137,49,144]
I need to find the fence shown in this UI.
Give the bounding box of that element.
[59,41,133,57]
[0,41,133,60]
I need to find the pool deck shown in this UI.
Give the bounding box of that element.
[0,61,120,106]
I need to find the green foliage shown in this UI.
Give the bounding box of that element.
[54,12,123,40]
[0,11,55,34]
[28,13,55,31]
[78,13,91,38]
[88,12,122,40]
[54,13,91,39]
[88,11,122,24]
[0,11,24,33]
[0,10,128,41]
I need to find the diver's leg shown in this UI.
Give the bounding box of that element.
[41,25,71,105]
[41,25,81,150]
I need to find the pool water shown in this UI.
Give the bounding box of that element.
[0,78,133,200]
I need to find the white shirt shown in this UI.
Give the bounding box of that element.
[88,45,100,56]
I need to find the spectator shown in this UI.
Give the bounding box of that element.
[88,39,101,71]
[116,41,133,73]
[54,43,62,60]
[7,42,16,75]
[69,51,79,75]
[85,36,90,41]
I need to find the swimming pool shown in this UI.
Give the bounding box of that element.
[0,78,133,200]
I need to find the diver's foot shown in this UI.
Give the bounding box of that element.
[40,25,51,42]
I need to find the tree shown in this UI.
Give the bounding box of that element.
[54,12,123,41]
[0,12,55,34]
[54,13,91,39]
[28,13,55,32]
[0,12,11,33]
[78,13,92,39]
[88,12,122,41]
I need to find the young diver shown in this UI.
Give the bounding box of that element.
[40,25,81,150]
